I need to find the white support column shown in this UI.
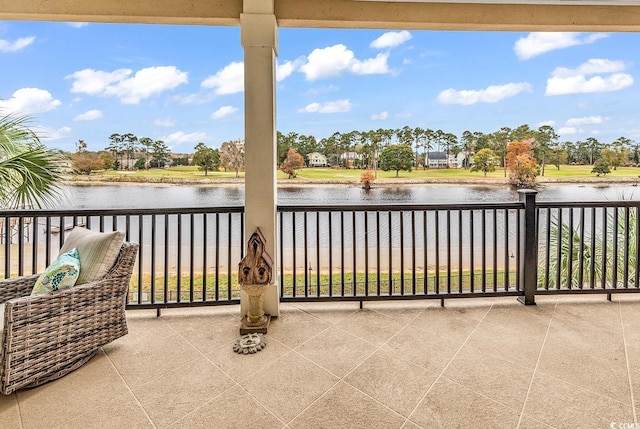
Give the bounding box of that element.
[241,0,279,317]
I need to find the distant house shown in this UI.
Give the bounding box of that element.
[425,151,449,168]
[339,151,362,168]
[307,152,328,167]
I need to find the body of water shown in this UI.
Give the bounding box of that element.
[57,182,640,209]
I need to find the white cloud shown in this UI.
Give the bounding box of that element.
[74,109,102,121]
[34,126,72,141]
[537,120,556,127]
[299,99,352,114]
[66,22,89,28]
[0,88,61,114]
[161,131,207,145]
[0,36,35,53]
[371,111,389,120]
[370,31,412,49]
[436,82,532,105]
[277,58,305,82]
[514,32,608,60]
[545,59,633,95]
[67,66,188,104]
[299,44,389,81]
[154,118,175,127]
[565,115,606,126]
[202,61,244,95]
[558,127,580,135]
[211,105,238,120]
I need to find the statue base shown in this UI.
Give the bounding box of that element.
[240,314,271,335]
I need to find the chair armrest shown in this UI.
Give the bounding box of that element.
[0,274,39,304]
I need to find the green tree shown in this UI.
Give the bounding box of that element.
[379,143,415,177]
[107,133,123,169]
[471,148,499,176]
[0,112,66,209]
[139,137,154,169]
[150,140,171,167]
[548,145,568,170]
[591,158,610,176]
[192,142,219,176]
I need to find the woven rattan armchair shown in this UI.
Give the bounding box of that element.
[0,242,138,395]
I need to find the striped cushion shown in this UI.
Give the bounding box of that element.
[59,227,125,285]
[0,303,4,339]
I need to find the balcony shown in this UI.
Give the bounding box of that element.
[1,295,638,428]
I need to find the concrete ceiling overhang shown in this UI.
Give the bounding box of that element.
[0,0,639,31]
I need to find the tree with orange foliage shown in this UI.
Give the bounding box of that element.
[360,168,375,189]
[506,141,539,188]
[280,147,304,179]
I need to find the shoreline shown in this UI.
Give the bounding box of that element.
[64,174,640,188]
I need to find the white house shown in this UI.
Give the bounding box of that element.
[307,152,327,167]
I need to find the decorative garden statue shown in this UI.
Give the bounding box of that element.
[238,228,273,334]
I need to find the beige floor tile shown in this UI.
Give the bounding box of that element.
[336,308,407,346]
[103,322,203,389]
[553,301,622,333]
[160,309,242,355]
[268,307,332,348]
[409,306,483,344]
[383,325,461,374]
[240,350,338,423]
[292,301,360,325]
[409,378,521,429]
[132,353,235,428]
[289,381,405,429]
[295,326,378,377]
[17,351,127,429]
[364,300,433,324]
[0,394,21,429]
[401,420,423,429]
[344,348,439,417]
[545,320,625,360]
[466,308,551,369]
[168,384,284,429]
[518,416,558,429]
[620,343,640,413]
[443,344,534,410]
[437,298,497,317]
[206,335,292,382]
[536,338,631,403]
[61,390,154,429]
[523,372,633,429]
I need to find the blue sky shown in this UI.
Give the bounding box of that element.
[0,21,638,153]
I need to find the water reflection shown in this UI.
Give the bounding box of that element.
[56,183,640,209]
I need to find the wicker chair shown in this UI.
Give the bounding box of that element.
[0,242,139,395]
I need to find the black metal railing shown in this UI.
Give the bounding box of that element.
[278,201,523,302]
[2,191,639,309]
[536,200,640,296]
[0,207,245,309]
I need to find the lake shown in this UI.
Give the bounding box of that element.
[57,182,640,209]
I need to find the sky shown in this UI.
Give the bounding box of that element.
[0,21,638,153]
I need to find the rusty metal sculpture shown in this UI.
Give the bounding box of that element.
[238,228,273,334]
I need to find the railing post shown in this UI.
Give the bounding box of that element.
[518,189,538,305]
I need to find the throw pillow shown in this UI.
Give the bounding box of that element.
[31,248,81,295]
[59,227,125,285]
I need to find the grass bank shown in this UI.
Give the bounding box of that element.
[67,165,640,186]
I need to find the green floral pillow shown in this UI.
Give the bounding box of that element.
[31,248,81,295]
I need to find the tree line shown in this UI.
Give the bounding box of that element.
[276,125,640,175]
[70,124,639,177]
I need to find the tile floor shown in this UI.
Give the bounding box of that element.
[2,295,639,429]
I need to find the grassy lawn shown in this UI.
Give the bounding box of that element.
[91,165,640,183]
